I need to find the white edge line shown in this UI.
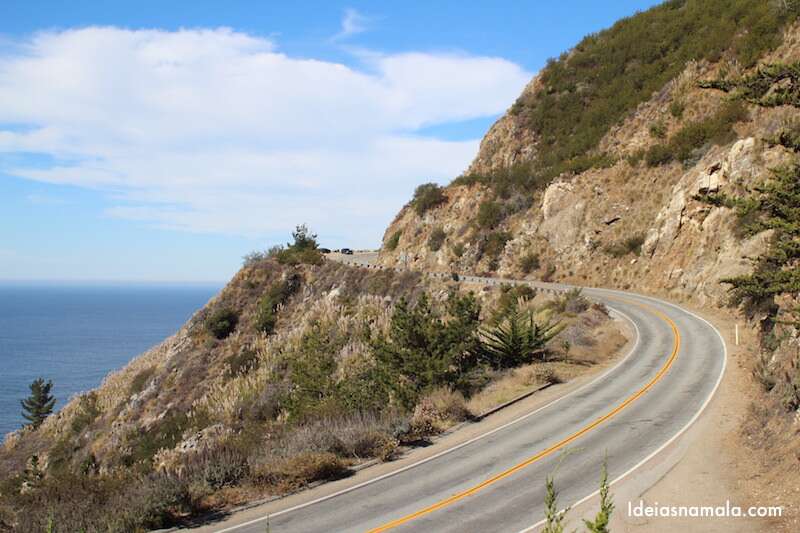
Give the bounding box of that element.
[212,305,641,533]
[517,288,729,532]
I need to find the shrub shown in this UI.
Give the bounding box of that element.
[129,366,156,395]
[646,100,748,167]
[70,392,100,434]
[518,252,540,273]
[385,231,401,251]
[371,293,482,407]
[5,470,192,533]
[427,227,447,251]
[481,231,511,260]
[451,242,465,257]
[476,200,503,229]
[411,183,446,216]
[242,251,267,266]
[493,285,537,322]
[669,99,685,118]
[478,309,562,369]
[549,288,590,314]
[225,348,259,377]
[180,442,250,491]
[270,224,323,266]
[206,307,239,339]
[603,233,645,257]
[534,367,562,385]
[649,120,667,139]
[644,143,673,166]
[254,277,299,335]
[409,388,471,435]
[124,412,191,466]
[251,452,349,491]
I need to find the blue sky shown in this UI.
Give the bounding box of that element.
[0,0,661,282]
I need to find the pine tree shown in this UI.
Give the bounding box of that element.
[20,378,56,428]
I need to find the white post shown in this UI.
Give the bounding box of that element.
[735,324,739,346]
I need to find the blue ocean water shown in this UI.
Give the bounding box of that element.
[0,283,220,436]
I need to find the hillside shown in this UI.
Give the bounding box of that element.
[379,0,800,528]
[0,232,624,531]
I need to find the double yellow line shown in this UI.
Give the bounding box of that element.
[368,299,680,532]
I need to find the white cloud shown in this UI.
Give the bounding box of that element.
[333,8,370,41]
[0,27,531,246]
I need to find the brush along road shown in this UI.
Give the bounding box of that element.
[198,256,726,533]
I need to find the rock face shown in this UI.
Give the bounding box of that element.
[466,75,542,176]
[378,37,800,308]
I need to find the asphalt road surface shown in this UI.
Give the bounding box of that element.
[199,255,726,533]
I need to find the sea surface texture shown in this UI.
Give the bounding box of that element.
[0,283,219,436]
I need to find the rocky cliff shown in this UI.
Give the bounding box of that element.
[379,17,800,310]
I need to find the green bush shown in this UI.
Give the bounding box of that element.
[518,252,540,273]
[603,234,645,257]
[427,227,447,251]
[478,308,561,369]
[225,348,259,377]
[206,307,239,339]
[669,99,685,118]
[451,242,465,257]
[129,367,156,395]
[476,200,503,229]
[411,183,446,216]
[646,100,748,167]
[70,393,100,434]
[649,120,667,139]
[254,277,299,335]
[371,293,482,407]
[270,224,324,266]
[481,231,511,260]
[385,231,401,251]
[124,412,191,466]
[644,143,674,167]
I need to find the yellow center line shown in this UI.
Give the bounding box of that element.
[367,297,680,532]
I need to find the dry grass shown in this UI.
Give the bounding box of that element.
[467,364,560,415]
[250,452,350,493]
[409,388,472,435]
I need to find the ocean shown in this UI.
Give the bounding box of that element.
[0,283,220,437]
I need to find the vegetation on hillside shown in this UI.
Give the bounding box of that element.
[411,183,446,216]
[644,100,749,167]
[697,62,800,415]
[457,0,798,197]
[422,0,800,260]
[515,0,794,182]
[0,238,613,531]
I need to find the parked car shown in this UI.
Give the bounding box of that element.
[341,248,353,255]
[319,248,331,254]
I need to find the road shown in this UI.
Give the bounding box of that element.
[198,254,727,533]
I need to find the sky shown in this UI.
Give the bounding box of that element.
[0,0,662,282]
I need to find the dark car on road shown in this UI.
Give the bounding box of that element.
[319,248,331,254]
[341,248,353,255]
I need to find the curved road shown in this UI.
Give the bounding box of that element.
[201,256,727,533]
